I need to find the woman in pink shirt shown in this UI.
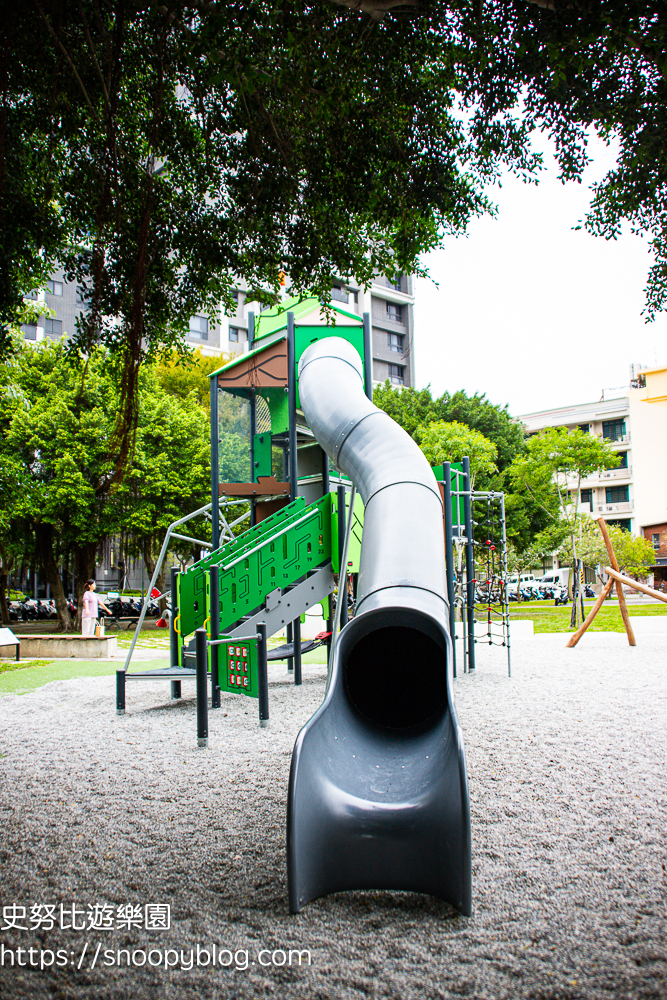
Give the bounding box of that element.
[81,579,111,636]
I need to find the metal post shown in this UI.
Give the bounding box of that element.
[499,493,511,678]
[443,462,457,679]
[210,375,220,550]
[257,622,269,728]
[337,485,348,629]
[462,456,476,673]
[247,309,255,350]
[287,312,298,503]
[116,670,125,716]
[249,389,257,527]
[327,484,357,689]
[195,627,209,748]
[322,449,330,497]
[210,565,220,708]
[171,566,182,695]
[293,616,302,686]
[169,568,180,697]
[362,312,373,400]
[286,620,294,673]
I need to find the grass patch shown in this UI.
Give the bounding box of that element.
[508,599,667,633]
[0,658,53,674]
[0,658,167,697]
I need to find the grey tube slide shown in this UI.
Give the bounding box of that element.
[287,338,471,915]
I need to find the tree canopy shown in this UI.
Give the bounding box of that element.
[508,426,620,622]
[0,342,211,628]
[3,0,665,484]
[417,420,498,487]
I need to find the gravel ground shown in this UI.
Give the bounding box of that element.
[0,633,665,1000]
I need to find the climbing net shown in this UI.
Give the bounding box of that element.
[471,492,510,670]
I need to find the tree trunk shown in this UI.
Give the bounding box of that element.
[73,542,99,631]
[0,569,9,626]
[143,536,166,611]
[35,523,72,631]
[569,535,579,628]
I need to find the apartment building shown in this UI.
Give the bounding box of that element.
[519,366,667,578]
[22,271,417,388]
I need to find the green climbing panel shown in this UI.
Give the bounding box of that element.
[177,494,334,643]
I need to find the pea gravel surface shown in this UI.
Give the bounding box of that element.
[0,632,665,1000]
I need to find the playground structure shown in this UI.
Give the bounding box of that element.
[566,516,667,648]
[113,299,521,915]
[437,461,510,678]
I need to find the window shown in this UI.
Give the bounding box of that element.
[46,280,63,296]
[580,488,593,510]
[388,363,405,385]
[44,319,62,338]
[602,418,626,441]
[607,518,631,531]
[25,289,39,301]
[386,273,402,291]
[231,289,239,302]
[652,533,661,551]
[331,285,349,303]
[386,302,403,323]
[387,332,404,353]
[189,315,208,340]
[352,291,358,305]
[229,326,245,343]
[76,286,90,305]
[606,485,629,504]
[618,451,628,468]
[578,423,590,433]
[21,324,37,341]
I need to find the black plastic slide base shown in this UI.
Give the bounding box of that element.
[287,607,471,917]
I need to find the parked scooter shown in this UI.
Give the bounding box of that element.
[554,585,569,606]
[583,584,595,599]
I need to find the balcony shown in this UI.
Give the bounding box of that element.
[598,466,631,480]
[597,502,633,515]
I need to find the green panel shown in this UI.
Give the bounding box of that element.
[214,493,334,632]
[331,489,364,574]
[432,462,465,529]
[177,561,208,642]
[262,389,289,434]
[252,296,362,346]
[220,636,258,699]
[177,495,335,643]
[252,432,272,479]
[294,325,365,409]
[177,498,307,638]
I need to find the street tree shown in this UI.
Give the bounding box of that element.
[0,341,214,630]
[560,517,656,582]
[417,420,498,488]
[508,427,620,625]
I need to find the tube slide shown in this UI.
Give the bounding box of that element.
[287,338,471,915]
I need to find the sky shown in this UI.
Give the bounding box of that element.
[413,132,667,418]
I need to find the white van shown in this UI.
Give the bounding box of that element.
[507,574,538,595]
[537,570,570,591]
